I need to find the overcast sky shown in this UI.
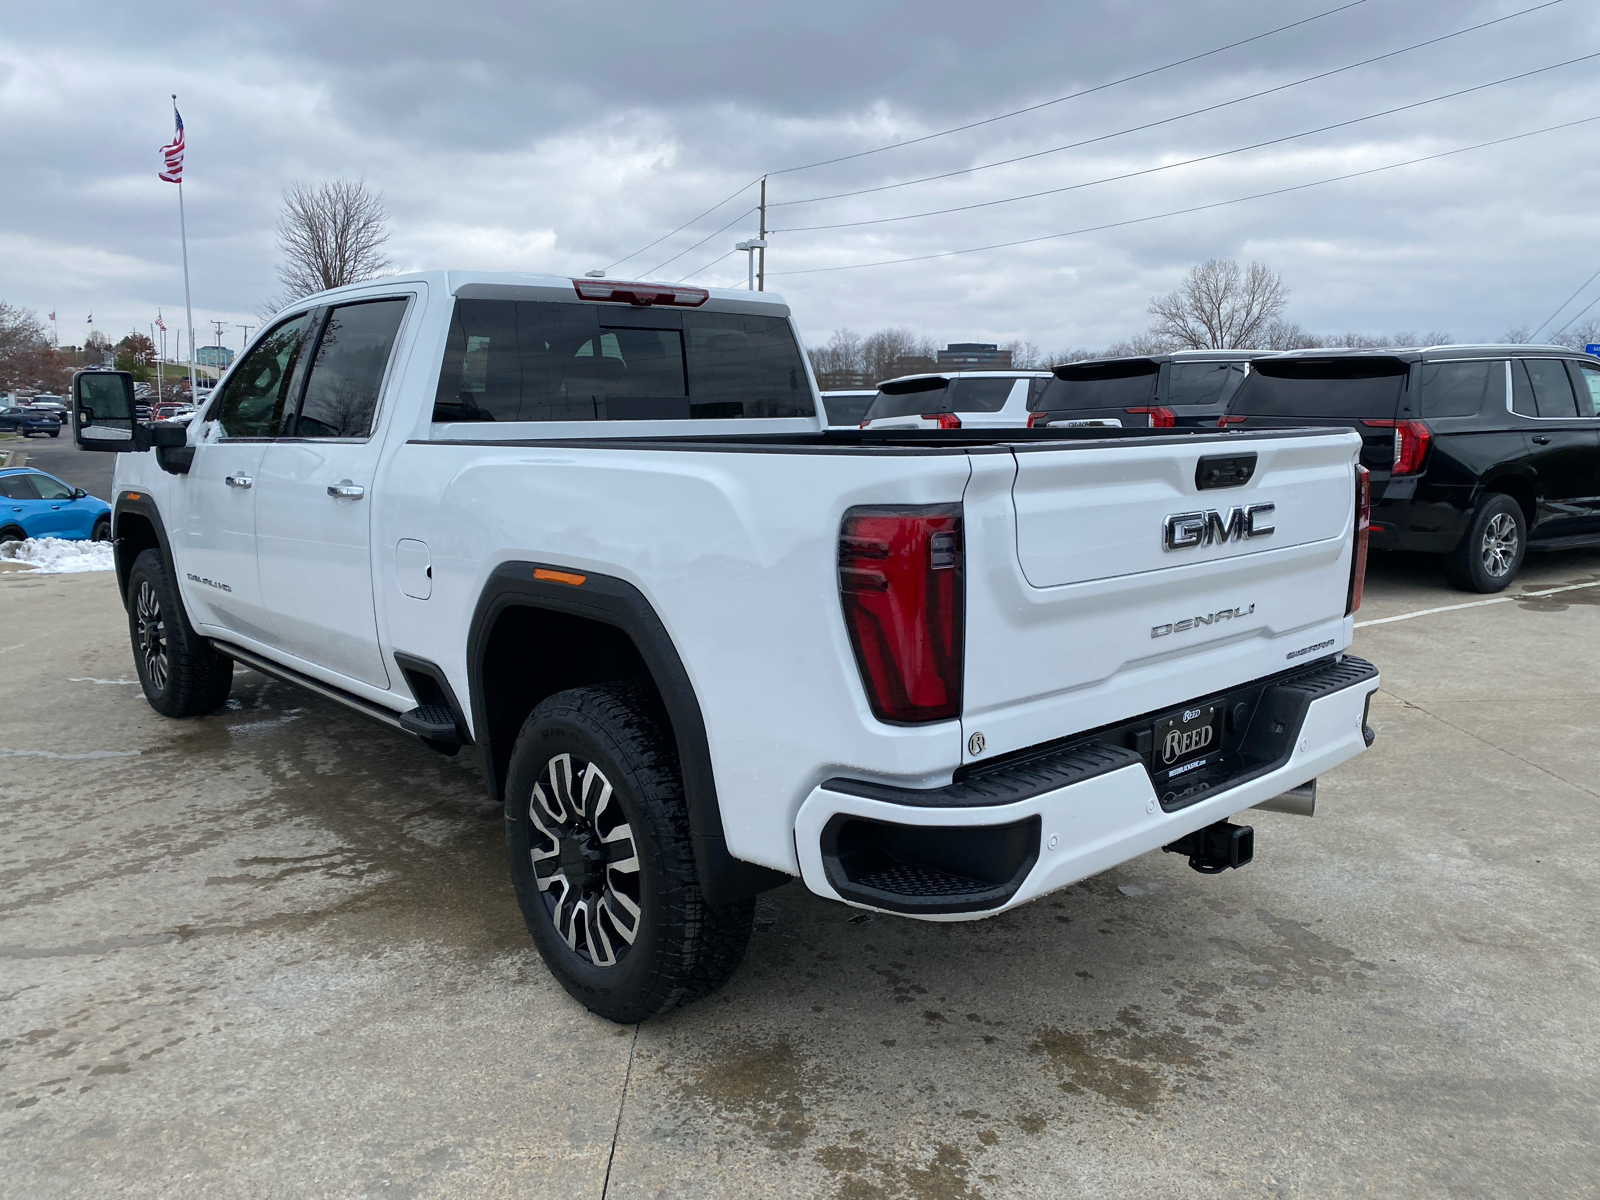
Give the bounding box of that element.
[3,0,1598,358]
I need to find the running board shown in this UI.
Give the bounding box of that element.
[211,641,408,734]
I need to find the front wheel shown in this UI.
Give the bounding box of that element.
[125,548,234,717]
[504,683,754,1023]
[91,515,111,542]
[1445,493,1526,593]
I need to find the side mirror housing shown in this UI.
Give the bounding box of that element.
[72,488,88,499]
[150,420,194,475]
[73,370,148,453]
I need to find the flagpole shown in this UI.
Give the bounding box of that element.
[172,94,197,399]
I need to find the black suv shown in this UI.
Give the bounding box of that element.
[1026,350,1270,430]
[1221,345,1600,592]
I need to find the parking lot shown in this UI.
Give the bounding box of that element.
[2,551,1597,1198]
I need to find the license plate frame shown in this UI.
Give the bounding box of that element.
[1151,703,1221,776]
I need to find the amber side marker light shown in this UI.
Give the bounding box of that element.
[533,567,587,587]
[125,493,143,501]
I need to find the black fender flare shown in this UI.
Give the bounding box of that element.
[111,491,178,602]
[467,561,789,905]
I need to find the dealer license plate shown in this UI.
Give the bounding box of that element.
[1152,704,1220,772]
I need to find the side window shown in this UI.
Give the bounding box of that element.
[1524,359,1579,418]
[0,474,40,500]
[1511,360,1537,416]
[1419,361,1494,418]
[28,473,73,501]
[682,312,812,419]
[212,313,313,438]
[288,299,409,438]
[1567,361,1600,417]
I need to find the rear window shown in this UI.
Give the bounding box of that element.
[1028,360,1158,412]
[1167,361,1246,408]
[1231,357,1409,419]
[1419,360,1499,419]
[864,377,1017,421]
[820,392,875,426]
[433,300,813,422]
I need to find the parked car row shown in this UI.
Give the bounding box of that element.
[0,404,63,438]
[827,342,1600,593]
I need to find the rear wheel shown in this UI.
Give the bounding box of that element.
[1445,493,1526,593]
[126,548,233,717]
[503,682,754,1023]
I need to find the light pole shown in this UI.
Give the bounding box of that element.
[735,239,767,291]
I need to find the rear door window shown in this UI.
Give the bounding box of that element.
[1523,359,1578,418]
[1419,360,1496,418]
[1567,360,1600,416]
[0,474,40,500]
[212,312,314,438]
[1230,358,1407,419]
[1511,360,1538,416]
[288,299,409,438]
[433,300,812,422]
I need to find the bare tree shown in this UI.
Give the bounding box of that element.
[999,338,1043,369]
[0,301,71,393]
[274,180,393,304]
[860,327,938,382]
[1148,259,1289,349]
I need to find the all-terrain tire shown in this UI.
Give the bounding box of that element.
[1444,492,1526,593]
[504,682,754,1023]
[126,548,234,717]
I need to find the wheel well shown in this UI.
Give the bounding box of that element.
[114,511,160,599]
[1481,476,1535,527]
[0,523,25,540]
[479,604,657,797]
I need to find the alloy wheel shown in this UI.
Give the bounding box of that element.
[528,752,642,968]
[135,580,169,692]
[1480,512,1519,578]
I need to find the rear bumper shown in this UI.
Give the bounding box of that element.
[794,655,1379,920]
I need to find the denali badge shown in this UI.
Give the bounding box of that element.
[1152,603,1256,638]
[1163,503,1275,551]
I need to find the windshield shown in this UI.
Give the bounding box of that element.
[1231,358,1409,419]
[864,376,1018,421]
[1029,360,1158,411]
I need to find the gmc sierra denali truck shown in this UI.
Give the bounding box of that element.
[72,271,1380,1022]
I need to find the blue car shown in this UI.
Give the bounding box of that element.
[0,468,112,543]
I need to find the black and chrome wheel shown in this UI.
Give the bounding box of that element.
[91,515,112,542]
[528,751,643,968]
[504,682,754,1023]
[125,548,234,717]
[1445,493,1526,594]
[134,578,169,692]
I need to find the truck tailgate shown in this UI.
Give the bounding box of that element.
[960,429,1361,765]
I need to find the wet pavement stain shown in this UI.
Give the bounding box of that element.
[665,1035,818,1152]
[815,1140,987,1200]
[1030,1006,1210,1112]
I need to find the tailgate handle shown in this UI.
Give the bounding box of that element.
[1195,453,1256,490]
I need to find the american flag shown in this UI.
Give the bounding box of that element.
[159,109,185,184]
[155,312,166,332]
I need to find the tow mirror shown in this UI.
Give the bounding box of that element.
[73,370,148,453]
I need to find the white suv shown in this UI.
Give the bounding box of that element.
[857,370,1050,431]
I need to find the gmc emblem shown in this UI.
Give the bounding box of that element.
[1163,504,1275,551]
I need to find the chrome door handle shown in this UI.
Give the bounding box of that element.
[327,482,365,499]
[225,474,253,488]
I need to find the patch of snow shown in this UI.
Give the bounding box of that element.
[0,537,116,574]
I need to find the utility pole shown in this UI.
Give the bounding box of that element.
[237,324,253,356]
[757,176,767,292]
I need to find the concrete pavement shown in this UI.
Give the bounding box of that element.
[1,552,1597,1198]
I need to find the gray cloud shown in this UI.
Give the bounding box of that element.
[2,0,1597,360]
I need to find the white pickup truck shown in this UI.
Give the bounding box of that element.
[72,272,1379,1022]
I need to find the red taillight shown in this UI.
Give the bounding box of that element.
[571,279,709,307]
[1126,406,1175,428]
[1217,414,1247,428]
[839,506,964,723]
[1027,412,1047,428]
[1360,419,1431,475]
[922,412,962,429]
[1347,465,1371,614]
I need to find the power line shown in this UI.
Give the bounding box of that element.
[601,0,1386,274]
[642,206,759,276]
[771,52,1600,234]
[676,248,740,284]
[769,115,1600,277]
[768,0,1381,177]
[1531,264,1600,339]
[1550,288,1600,340]
[604,180,760,273]
[771,0,1568,211]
